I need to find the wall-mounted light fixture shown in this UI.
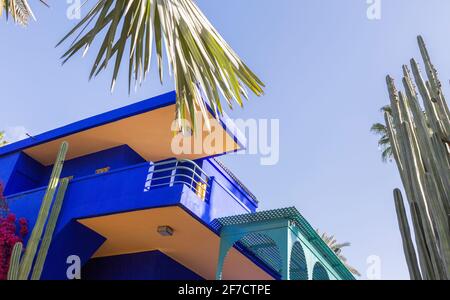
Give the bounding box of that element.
[157,226,174,237]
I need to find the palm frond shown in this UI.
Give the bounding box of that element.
[0,131,7,147]
[371,106,394,162]
[0,0,37,25]
[318,230,361,277]
[58,0,265,131]
[378,135,390,146]
[370,123,387,135]
[333,242,351,250]
[381,146,393,163]
[380,105,392,114]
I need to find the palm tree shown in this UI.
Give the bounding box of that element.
[2,1,264,131]
[371,105,393,162]
[317,230,361,277]
[0,131,7,147]
[57,0,265,131]
[0,0,46,25]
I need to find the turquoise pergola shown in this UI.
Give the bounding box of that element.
[211,208,355,280]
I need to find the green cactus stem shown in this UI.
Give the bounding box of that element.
[18,141,69,280]
[7,242,23,280]
[393,189,422,280]
[31,177,70,280]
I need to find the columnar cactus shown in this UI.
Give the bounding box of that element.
[385,36,450,280]
[7,242,23,280]
[31,177,70,280]
[393,189,421,280]
[6,141,69,280]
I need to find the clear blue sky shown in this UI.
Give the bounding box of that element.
[2,0,450,280]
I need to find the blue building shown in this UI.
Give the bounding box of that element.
[0,92,354,280]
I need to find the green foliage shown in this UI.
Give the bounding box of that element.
[371,106,393,162]
[0,0,48,25]
[316,230,361,277]
[0,0,35,25]
[3,1,264,132]
[0,131,6,147]
[57,0,265,131]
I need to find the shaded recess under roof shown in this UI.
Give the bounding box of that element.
[0,92,245,165]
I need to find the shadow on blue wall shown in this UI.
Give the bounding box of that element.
[41,221,106,280]
[82,250,203,280]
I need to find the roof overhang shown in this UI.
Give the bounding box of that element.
[0,91,246,165]
[78,206,274,280]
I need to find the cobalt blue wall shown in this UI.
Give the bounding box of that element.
[1,146,145,195]
[41,221,106,280]
[6,162,184,235]
[10,153,46,194]
[0,153,20,187]
[42,145,145,184]
[0,152,46,195]
[197,158,258,212]
[82,250,203,280]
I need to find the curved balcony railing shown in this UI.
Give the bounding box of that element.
[144,159,210,200]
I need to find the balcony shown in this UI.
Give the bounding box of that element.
[6,158,257,233]
[4,158,269,280]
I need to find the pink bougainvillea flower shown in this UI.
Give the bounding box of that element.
[0,213,28,280]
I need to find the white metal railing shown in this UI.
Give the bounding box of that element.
[144,159,210,200]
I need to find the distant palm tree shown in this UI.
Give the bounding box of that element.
[0,131,7,147]
[371,105,393,162]
[57,0,265,131]
[317,230,361,277]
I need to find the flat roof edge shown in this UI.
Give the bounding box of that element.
[0,91,177,157]
[1,91,248,162]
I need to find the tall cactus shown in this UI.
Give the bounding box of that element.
[17,141,69,280]
[31,177,70,280]
[393,189,421,280]
[384,36,450,280]
[7,242,23,280]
